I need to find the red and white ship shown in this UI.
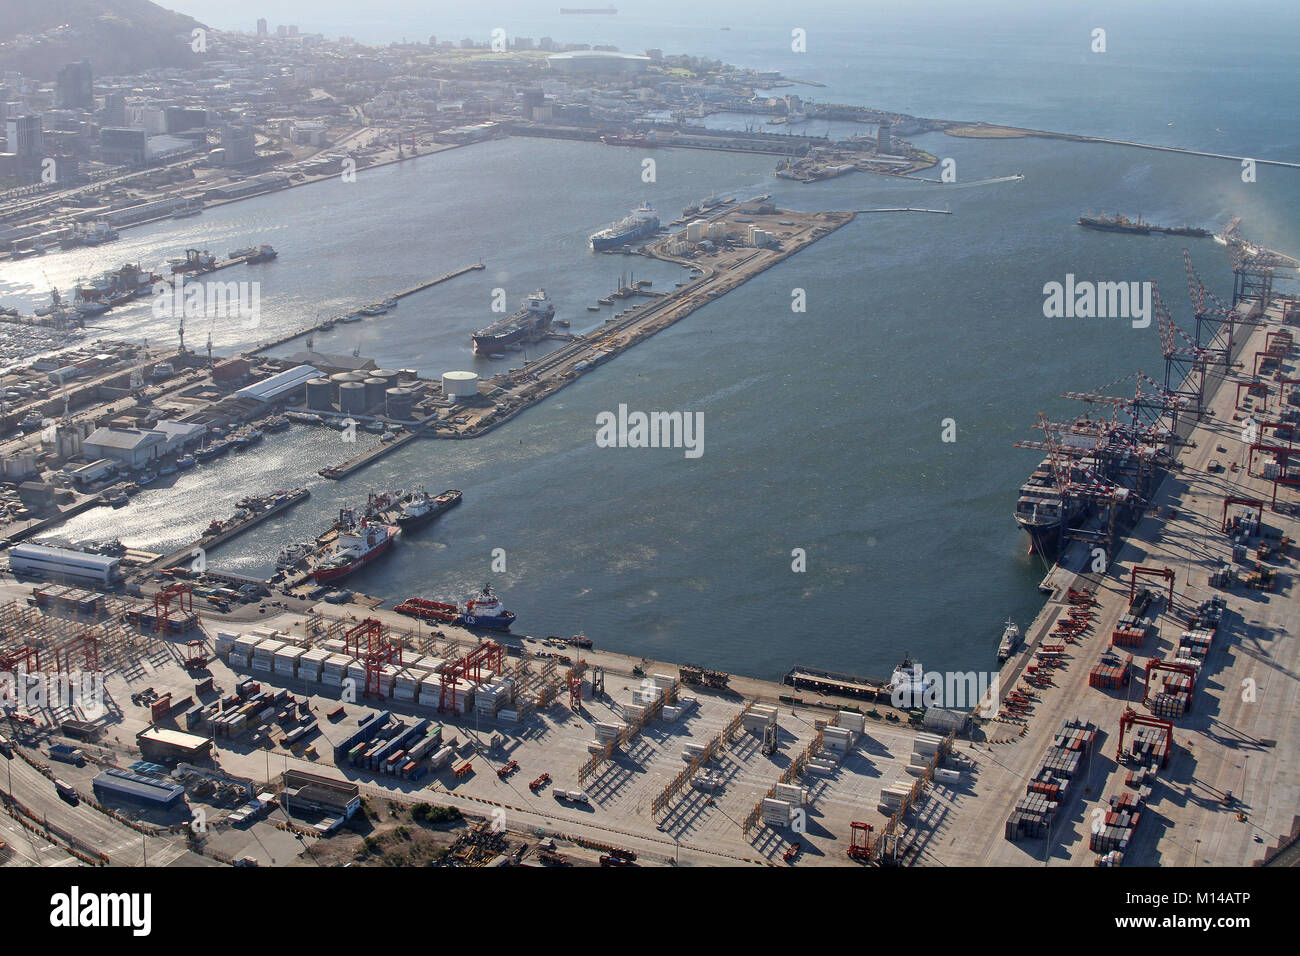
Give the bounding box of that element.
[311,508,398,583]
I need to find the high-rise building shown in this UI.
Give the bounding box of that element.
[56,60,93,110]
[219,123,256,166]
[5,114,43,159]
[102,91,127,127]
[257,18,268,36]
[877,121,891,153]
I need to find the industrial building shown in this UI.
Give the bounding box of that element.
[234,365,319,404]
[137,727,213,763]
[82,426,165,468]
[7,543,123,587]
[92,768,187,810]
[546,51,651,75]
[282,770,361,820]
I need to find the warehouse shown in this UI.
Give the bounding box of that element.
[137,727,213,763]
[82,426,166,468]
[7,543,122,587]
[282,770,360,820]
[92,768,187,809]
[234,365,318,404]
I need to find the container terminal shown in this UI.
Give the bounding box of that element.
[1,219,1297,868]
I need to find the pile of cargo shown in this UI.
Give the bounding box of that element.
[1088,651,1132,689]
[1126,724,1172,767]
[474,680,514,720]
[1089,786,1153,856]
[593,720,627,754]
[345,716,439,780]
[1110,615,1147,649]
[32,585,106,617]
[1005,717,1096,843]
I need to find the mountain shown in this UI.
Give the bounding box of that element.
[0,0,205,80]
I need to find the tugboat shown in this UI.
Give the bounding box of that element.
[395,488,462,532]
[394,583,516,630]
[458,584,516,630]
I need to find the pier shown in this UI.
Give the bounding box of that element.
[148,487,311,571]
[317,430,420,480]
[244,261,485,356]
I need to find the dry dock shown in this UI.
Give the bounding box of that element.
[922,295,1300,867]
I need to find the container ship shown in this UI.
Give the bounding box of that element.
[394,584,516,630]
[1077,213,1212,238]
[590,202,659,251]
[395,488,462,531]
[310,508,398,583]
[1014,458,1089,555]
[472,290,554,354]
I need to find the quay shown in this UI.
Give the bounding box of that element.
[317,430,420,480]
[927,290,1300,867]
[243,261,485,356]
[440,203,856,440]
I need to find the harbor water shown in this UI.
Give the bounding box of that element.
[9,0,1299,682]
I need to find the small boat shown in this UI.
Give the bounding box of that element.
[158,463,178,476]
[136,471,158,487]
[176,455,196,469]
[997,619,1022,663]
[364,421,385,434]
[489,352,506,360]
[107,493,129,508]
[339,312,363,323]
[276,542,312,570]
[229,246,258,260]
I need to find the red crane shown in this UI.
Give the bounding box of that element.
[1129,566,1174,608]
[152,582,193,633]
[1143,660,1199,709]
[439,641,504,712]
[1116,708,1174,767]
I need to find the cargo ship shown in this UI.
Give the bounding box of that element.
[590,202,659,251]
[395,487,462,531]
[1077,213,1212,239]
[601,131,659,148]
[886,654,936,708]
[1014,457,1089,555]
[472,290,554,354]
[394,584,516,630]
[561,5,617,13]
[311,509,398,583]
[73,263,159,310]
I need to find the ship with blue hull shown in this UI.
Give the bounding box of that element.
[590,202,659,251]
[472,291,555,354]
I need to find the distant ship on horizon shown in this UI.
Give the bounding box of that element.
[560,5,617,13]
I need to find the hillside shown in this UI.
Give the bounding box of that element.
[0,0,205,80]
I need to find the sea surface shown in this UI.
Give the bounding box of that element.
[7,1,1299,682]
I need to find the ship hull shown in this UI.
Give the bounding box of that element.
[312,536,393,583]
[458,611,515,630]
[591,220,659,251]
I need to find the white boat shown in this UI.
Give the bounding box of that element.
[997,619,1022,663]
[887,654,936,708]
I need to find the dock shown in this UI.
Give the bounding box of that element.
[244,261,485,356]
[148,487,311,571]
[317,430,419,480]
[927,292,1300,867]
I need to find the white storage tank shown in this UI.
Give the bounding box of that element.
[441,370,479,404]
